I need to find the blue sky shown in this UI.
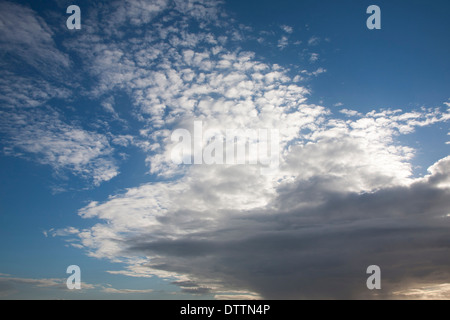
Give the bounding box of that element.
[0,0,449,299]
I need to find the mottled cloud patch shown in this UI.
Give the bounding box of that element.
[0,108,119,186]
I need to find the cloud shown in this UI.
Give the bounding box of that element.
[277,36,289,50]
[308,36,320,46]
[102,287,154,294]
[117,162,450,299]
[0,2,74,114]
[309,53,319,63]
[214,293,261,300]
[0,108,119,186]
[311,67,326,75]
[59,150,450,299]
[0,275,96,297]
[392,283,450,300]
[48,227,80,237]
[0,1,70,73]
[8,0,446,299]
[113,0,170,26]
[280,25,293,34]
[180,287,212,295]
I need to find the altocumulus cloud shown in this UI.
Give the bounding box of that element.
[1,0,449,299]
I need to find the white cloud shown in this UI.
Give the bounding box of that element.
[0,108,119,186]
[58,156,450,298]
[309,53,319,63]
[49,227,80,237]
[308,36,320,46]
[0,1,70,72]
[340,108,361,117]
[393,283,450,300]
[57,105,450,297]
[102,287,154,294]
[0,277,62,288]
[280,25,293,34]
[0,73,71,108]
[311,67,326,75]
[0,274,97,297]
[277,36,289,50]
[214,293,262,300]
[101,97,121,120]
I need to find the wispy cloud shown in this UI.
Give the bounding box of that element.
[340,108,361,117]
[0,108,119,186]
[0,274,96,297]
[308,36,320,46]
[280,25,293,34]
[309,52,319,63]
[102,287,154,294]
[0,1,70,73]
[277,36,289,50]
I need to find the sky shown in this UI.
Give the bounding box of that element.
[0,0,449,300]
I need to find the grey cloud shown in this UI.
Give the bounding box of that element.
[0,275,98,298]
[0,280,16,297]
[123,160,450,299]
[171,280,199,287]
[180,287,212,295]
[0,2,73,109]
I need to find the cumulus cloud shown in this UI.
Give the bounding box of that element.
[58,111,450,298]
[309,53,319,63]
[0,2,72,110]
[0,72,71,109]
[66,158,450,299]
